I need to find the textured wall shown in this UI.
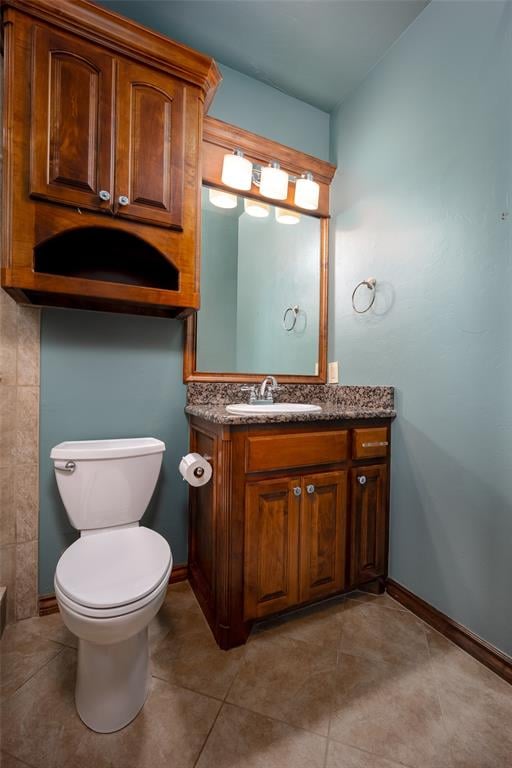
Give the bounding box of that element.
[38,65,330,595]
[0,290,40,622]
[331,0,512,654]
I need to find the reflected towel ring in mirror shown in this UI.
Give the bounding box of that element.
[352,278,377,314]
[283,304,300,331]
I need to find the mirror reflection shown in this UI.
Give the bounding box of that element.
[196,186,321,375]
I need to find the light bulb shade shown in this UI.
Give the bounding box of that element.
[275,207,300,225]
[244,198,269,218]
[294,173,320,210]
[260,163,289,200]
[208,188,238,209]
[221,152,253,191]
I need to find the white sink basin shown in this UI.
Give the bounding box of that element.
[225,403,322,415]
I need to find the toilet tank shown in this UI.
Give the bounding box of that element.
[50,438,165,532]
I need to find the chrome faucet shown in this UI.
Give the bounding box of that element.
[258,375,279,403]
[240,376,280,405]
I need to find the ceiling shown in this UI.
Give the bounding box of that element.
[98,0,428,112]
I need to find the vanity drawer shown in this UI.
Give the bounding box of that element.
[352,428,389,460]
[246,430,348,473]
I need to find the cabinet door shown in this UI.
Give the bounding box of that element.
[115,59,185,229]
[300,471,347,602]
[30,26,114,211]
[244,478,300,619]
[350,465,388,585]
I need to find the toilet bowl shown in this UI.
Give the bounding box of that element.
[51,437,172,733]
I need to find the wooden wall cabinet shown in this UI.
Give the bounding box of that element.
[1,0,221,317]
[188,417,392,649]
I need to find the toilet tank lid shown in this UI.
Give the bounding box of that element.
[50,438,165,461]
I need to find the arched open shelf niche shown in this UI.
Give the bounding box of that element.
[34,226,180,291]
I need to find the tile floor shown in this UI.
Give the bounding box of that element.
[1,583,511,768]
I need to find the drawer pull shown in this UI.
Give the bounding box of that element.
[361,441,389,448]
[306,484,315,494]
[357,475,367,486]
[293,486,302,496]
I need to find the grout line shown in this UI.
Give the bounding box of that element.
[2,643,65,701]
[191,699,224,768]
[422,621,457,767]
[150,672,225,705]
[327,737,417,768]
[1,749,38,768]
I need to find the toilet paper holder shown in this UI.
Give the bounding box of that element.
[194,455,211,477]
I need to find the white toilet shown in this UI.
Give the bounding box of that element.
[51,437,172,733]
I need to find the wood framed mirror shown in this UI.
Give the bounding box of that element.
[184,117,336,383]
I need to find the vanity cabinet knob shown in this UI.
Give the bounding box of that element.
[99,190,111,201]
[293,486,302,497]
[306,484,315,494]
[357,475,367,486]
[118,195,130,206]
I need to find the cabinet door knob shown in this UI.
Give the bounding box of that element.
[99,190,111,201]
[118,195,129,206]
[293,486,302,497]
[357,475,367,486]
[306,484,315,494]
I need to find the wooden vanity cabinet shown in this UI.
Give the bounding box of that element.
[1,0,221,316]
[188,417,392,649]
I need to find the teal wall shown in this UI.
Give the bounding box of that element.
[210,64,330,161]
[331,1,512,654]
[236,212,320,374]
[197,193,239,372]
[38,66,330,594]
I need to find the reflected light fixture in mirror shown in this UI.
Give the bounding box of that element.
[275,207,300,225]
[244,198,269,218]
[260,161,289,200]
[294,172,320,210]
[208,188,238,208]
[221,149,253,190]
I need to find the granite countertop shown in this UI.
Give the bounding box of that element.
[185,402,396,425]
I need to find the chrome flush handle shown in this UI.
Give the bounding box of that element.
[55,460,76,474]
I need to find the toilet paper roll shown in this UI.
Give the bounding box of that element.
[179,453,212,487]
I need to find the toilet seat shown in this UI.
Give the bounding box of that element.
[55,526,172,618]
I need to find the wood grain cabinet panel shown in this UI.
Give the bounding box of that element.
[244,478,300,619]
[30,26,115,212]
[187,417,392,649]
[350,465,388,585]
[115,59,185,229]
[300,470,347,602]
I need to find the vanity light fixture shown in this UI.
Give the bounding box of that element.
[259,161,289,200]
[275,207,301,225]
[221,149,253,191]
[243,198,269,218]
[208,188,238,209]
[294,172,320,210]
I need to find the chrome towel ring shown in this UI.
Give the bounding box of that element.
[283,305,300,331]
[352,277,376,314]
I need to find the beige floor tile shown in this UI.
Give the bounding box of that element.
[16,612,77,649]
[250,596,346,649]
[151,604,244,699]
[227,634,337,735]
[330,652,451,768]
[426,627,512,768]
[0,620,63,699]
[339,601,430,667]
[326,741,411,768]
[0,752,35,768]
[149,581,203,653]
[72,677,221,768]
[345,591,407,612]
[2,648,221,768]
[196,703,326,768]
[1,650,86,768]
